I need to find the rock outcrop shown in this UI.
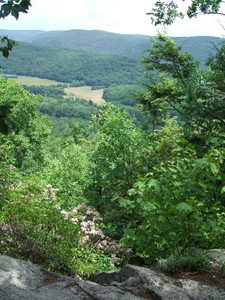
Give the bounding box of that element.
[1,254,225,300]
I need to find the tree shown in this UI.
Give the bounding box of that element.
[86,104,145,237]
[0,0,31,19]
[0,78,52,171]
[0,1,31,57]
[137,32,225,140]
[148,0,224,26]
[0,1,32,133]
[121,143,225,263]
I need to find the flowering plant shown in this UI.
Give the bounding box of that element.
[60,202,128,277]
[1,178,129,278]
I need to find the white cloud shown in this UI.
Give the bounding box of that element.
[0,0,224,37]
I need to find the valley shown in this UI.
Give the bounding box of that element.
[64,86,105,104]
[8,75,105,104]
[1,25,225,285]
[8,75,61,86]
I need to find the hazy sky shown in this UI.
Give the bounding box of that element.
[0,0,224,37]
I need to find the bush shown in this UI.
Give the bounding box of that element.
[158,251,211,275]
[121,143,225,263]
[1,181,79,273]
[1,177,128,278]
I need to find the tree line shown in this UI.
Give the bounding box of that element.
[0,43,146,87]
[1,0,225,279]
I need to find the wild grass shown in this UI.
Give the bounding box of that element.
[64,86,105,104]
[8,76,105,104]
[8,75,61,86]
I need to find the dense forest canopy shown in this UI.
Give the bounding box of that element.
[0,28,223,61]
[0,42,146,87]
[1,0,225,279]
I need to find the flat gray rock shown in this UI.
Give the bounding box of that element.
[1,254,225,300]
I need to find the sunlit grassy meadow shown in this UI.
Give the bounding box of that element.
[8,75,105,104]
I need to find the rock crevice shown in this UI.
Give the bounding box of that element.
[1,254,225,300]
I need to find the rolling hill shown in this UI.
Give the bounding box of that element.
[0,29,224,63]
[0,42,146,87]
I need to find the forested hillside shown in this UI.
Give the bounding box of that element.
[1,0,225,284]
[0,42,146,87]
[0,29,223,62]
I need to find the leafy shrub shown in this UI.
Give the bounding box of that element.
[158,251,210,275]
[1,177,128,278]
[121,143,225,263]
[1,181,79,273]
[59,202,129,277]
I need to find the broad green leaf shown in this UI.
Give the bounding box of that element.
[11,8,19,19]
[147,178,159,188]
[141,202,155,211]
[176,202,193,214]
[111,194,119,202]
[209,163,219,175]
[221,186,225,194]
[128,188,136,196]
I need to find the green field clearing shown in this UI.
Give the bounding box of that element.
[8,75,61,86]
[8,75,105,104]
[64,86,105,105]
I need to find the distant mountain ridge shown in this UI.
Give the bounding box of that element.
[0,29,224,63]
[0,29,224,87]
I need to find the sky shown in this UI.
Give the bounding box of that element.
[0,0,224,37]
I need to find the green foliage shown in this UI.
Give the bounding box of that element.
[0,78,52,171]
[2,29,152,59]
[38,96,99,135]
[38,96,98,120]
[103,84,139,107]
[69,80,85,87]
[159,251,211,275]
[2,5,225,277]
[23,84,67,98]
[63,121,90,144]
[58,203,127,277]
[43,141,91,210]
[86,104,145,237]
[0,36,17,59]
[147,1,184,26]
[148,0,223,25]
[0,0,31,19]
[102,84,146,124]
[3,29,222,65]
[0,141,18,209]
[0,43,146,87]
[144,117,182,165]
[121,143,225,263]
[138,33,225,138]
[1,180,80,272]
[0,1,31,60]
[1,178,126,278]
[187,0,222,17]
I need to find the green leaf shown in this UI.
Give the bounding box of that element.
[176,202,193,214]
[2,47,9,58]
[147,178,159,188]
[128,188,136,196]
[141,202,155,211]
[11,8,19,19]
[221,186,225,194]
[111,194,119,202]
[119,197,134,209]
[209,163,218,175]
